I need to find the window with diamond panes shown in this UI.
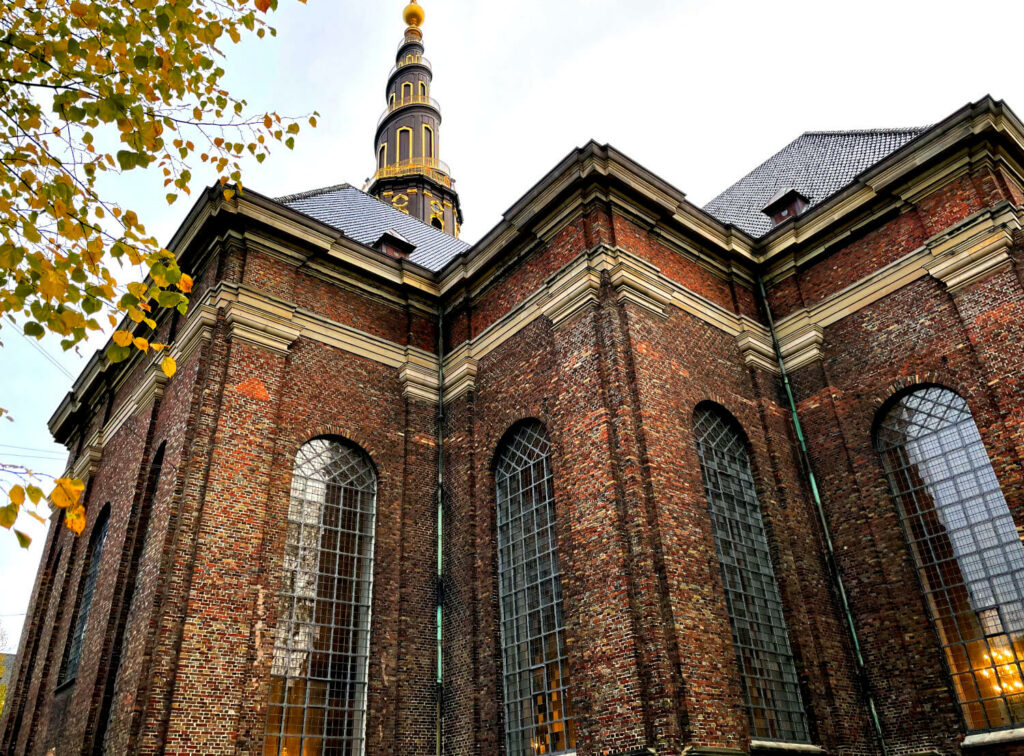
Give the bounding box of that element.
[693,406,810,742]
[495,421,575,756]
[265,438,377,756]
[876,386,1024,730]
[60,504,110,684]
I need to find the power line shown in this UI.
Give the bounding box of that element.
[1,453,67,463]
[0,443,67,456]
[13,327,76,381]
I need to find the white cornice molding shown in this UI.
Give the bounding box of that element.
[761,111,1024,269]
[69,441,100,484]
[924,205,1020,293]
[766,203,1024,372]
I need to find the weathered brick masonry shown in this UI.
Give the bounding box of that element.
[4,96,1024,756]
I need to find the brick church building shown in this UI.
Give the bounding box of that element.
[4,2,1024,755]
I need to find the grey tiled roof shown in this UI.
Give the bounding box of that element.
[703,128,927,237]
[277,184,470,271]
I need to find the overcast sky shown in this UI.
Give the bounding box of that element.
[2,0,1024,652]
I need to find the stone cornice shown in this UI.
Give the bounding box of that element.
[769,203,1023,371]
[762,98,1024,275]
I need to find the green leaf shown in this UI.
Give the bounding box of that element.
[15,530,31,548]
[117,150,137,170]
[23,321,44,339]
[0,504,16,529]
[157,290,183,308]
[106,343,133,364]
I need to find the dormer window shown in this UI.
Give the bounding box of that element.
[761,188,811,228]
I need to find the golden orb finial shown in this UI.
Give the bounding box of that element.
[403,1,425,28]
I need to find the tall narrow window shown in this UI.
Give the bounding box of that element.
[422,126,434,160]
[402,81,412,100]
[95,443,165,751]
[397,128,412,163]
[265,438,377,756]
[418,81,427,97]
[60,505,110,685]
[495,421,575,756]
[877,386,1024,731]
[693,405,809,742]
[377,144,387,171]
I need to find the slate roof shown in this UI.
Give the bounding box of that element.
[277,184,470,271]
[703,128,928,238]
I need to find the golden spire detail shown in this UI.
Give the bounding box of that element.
[403,1,425,29]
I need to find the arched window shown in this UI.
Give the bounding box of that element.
[265,438,378,756]
[96,443,166,749]
[876,386,1024,731]
[397,128,412,163]
[418,81,427,97]
[401,81,412,100]
[693,405,809,742]
[377,144,387,171]
[59,504,111,684]
[495,421,575,756]
[388,92,395,109]
[422,125,434,159]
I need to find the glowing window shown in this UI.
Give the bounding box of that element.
[693,405,810,742]
[264,438,378,756]
[495,421,575,756]
[877,386,1024,730]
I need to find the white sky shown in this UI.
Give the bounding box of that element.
[2,0,1024,651]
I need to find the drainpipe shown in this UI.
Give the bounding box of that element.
[435,302,445,756]
[756,276,888,755]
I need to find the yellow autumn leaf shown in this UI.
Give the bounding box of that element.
[65,505,86,536]
[69,1,88,17]
[113,330,134,347]
[50,477,85,510]
[161,355,177,377]
[179,274,194,293]
[10,485,25,507]
[133,336,149,352]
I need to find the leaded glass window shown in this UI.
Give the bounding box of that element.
[60,505,110,684]
[877,386,1024,730]
[265,438,377,756]
[693,406,810,742]
[496,421,575,756]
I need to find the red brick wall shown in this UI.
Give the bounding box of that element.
[1,229,441,756]
[5,156,1024,756]
[780,185,1024,751]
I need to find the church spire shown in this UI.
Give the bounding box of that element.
[368,1,463,237]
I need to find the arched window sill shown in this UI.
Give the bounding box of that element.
[750,741,826,754]
[53,678,76,695]
[963,728,1024,749]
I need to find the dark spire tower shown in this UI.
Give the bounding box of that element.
[368,1,463,237]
